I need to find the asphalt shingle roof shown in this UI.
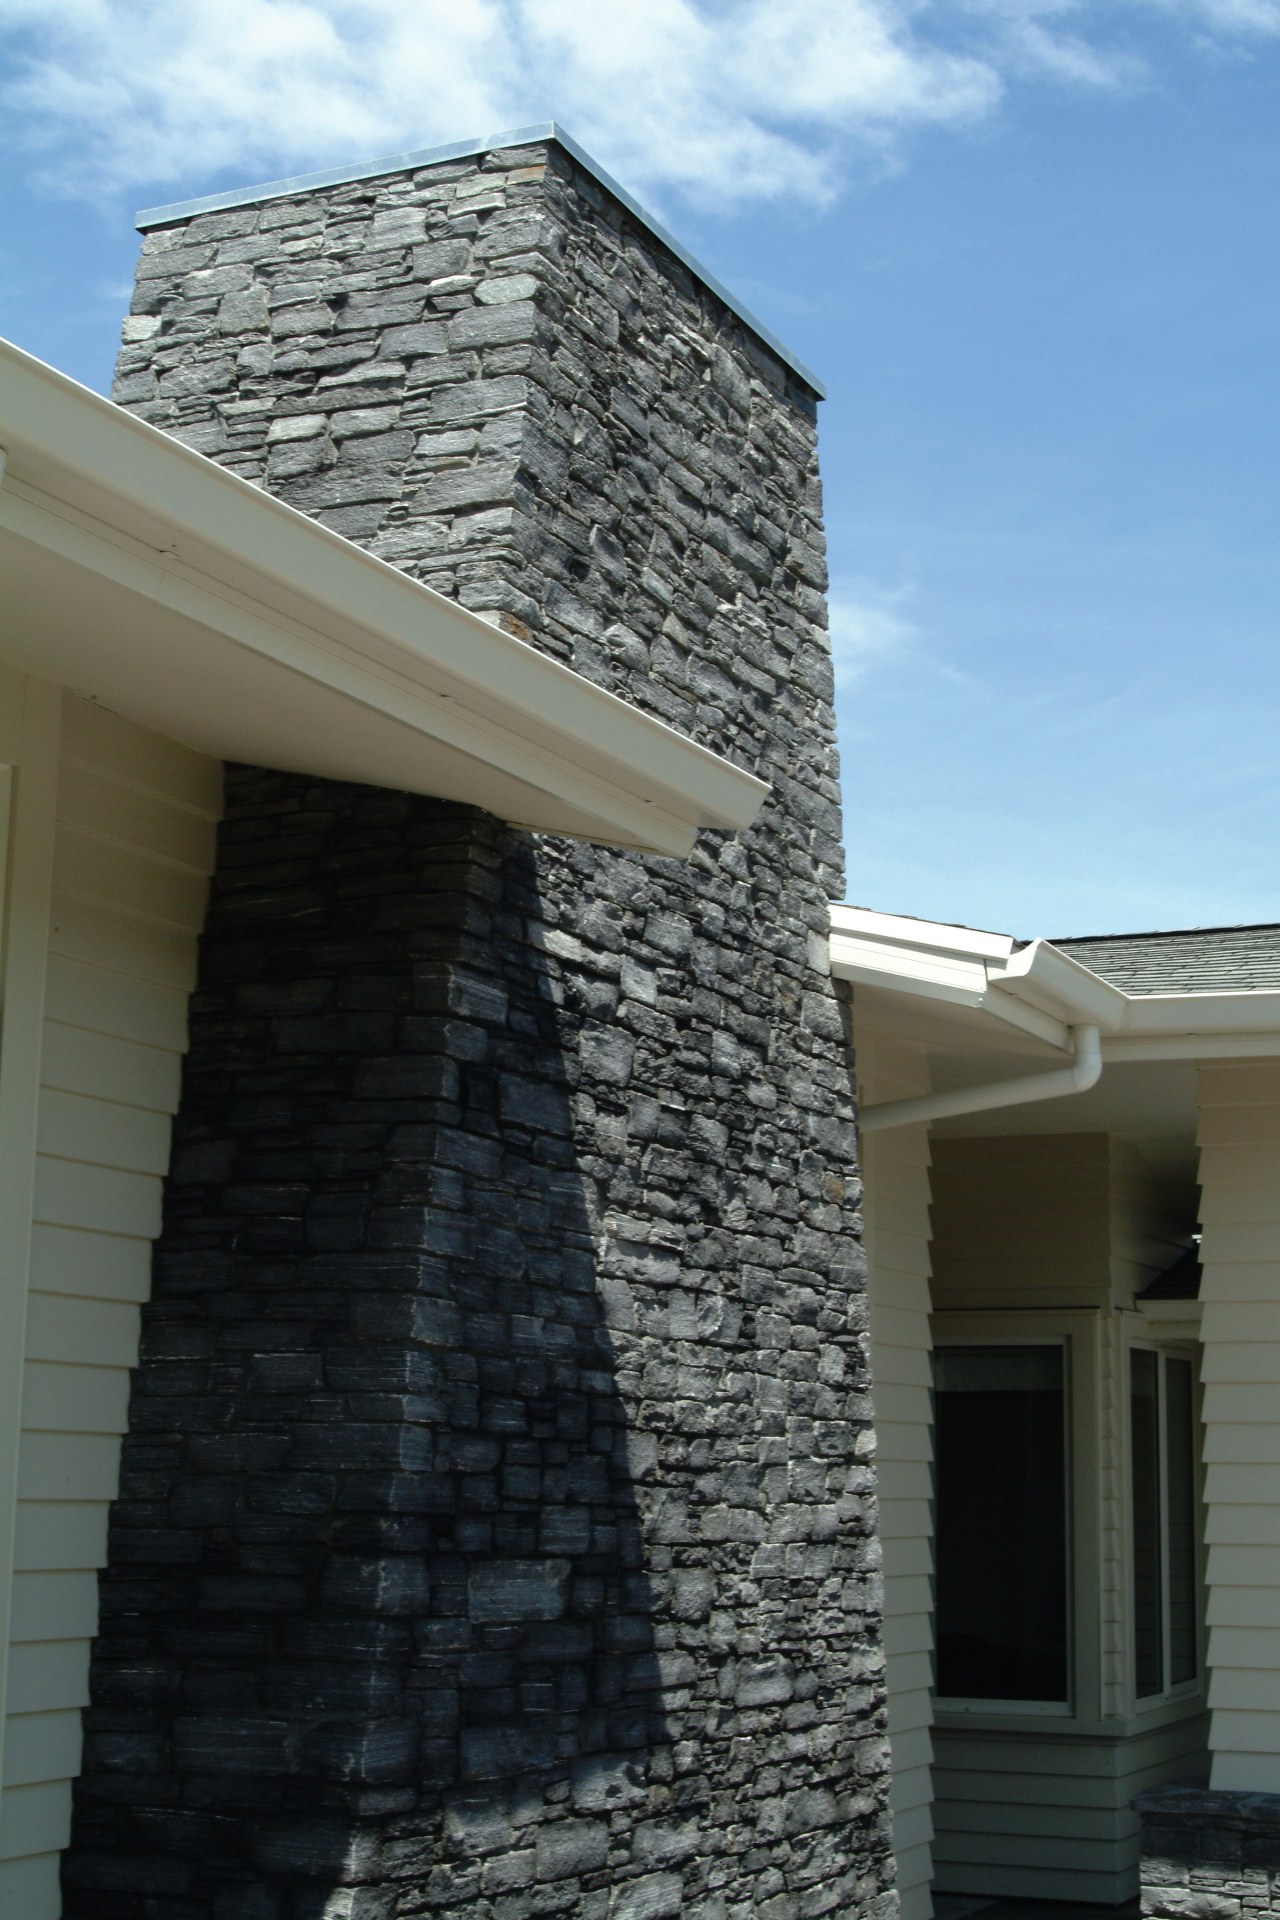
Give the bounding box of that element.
[1052,924,1280,995]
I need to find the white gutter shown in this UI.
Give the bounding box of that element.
[858,1024,1103,1134]
[0,339,768,858]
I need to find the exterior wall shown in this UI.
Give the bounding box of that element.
[933,1712,1209,1904]
[0,692,219,1918]
[928,1127,1207,1903]
[62,140,893,1918]
[1196,1062,1280,1794]
[859,1033,935,1920]
[929,1132,1114,1312]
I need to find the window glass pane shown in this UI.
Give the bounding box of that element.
[1130,1347,1163,1698]
[934,1344,1069,1702]
[1165,1357,1198,1687]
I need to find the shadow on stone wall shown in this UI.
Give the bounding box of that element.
[63,772,670,1920]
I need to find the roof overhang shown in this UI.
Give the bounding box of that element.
[0,339,767,859]
[833,905,1280,1183]
[831,904,1280,1064]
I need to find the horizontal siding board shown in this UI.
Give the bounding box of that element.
[886,1651,936,1697]
[1210,1669,1280,1709]
[24,1293,141,1370]
[52,822,210,929]
[1206,1708,1280,1755]
[934,1730,1125,1778]
[1196,1144,1280,1187]
[21,1360,132,1435]
[1200,1346,1280,1387]
[884,1614,933,1657]
[39,1021,181,1115]
[1203,1384,1280,1423]
[1205,1582,1280,1628]
[1200,1224,1280,1263]
[869,1381,932,1426]
[934,1800,1127,1843]
[876,1459,931,1504]
[1207,1626,1280,1666]
[42,952,190,1053]
[1198,1064,1280,1109]
[869,1305,930,1352]
[887,1687,934,1737]
[36,1088,173,1177]
[934,1826,1127,1869]
[890,1802,933,1851]
[60,695,223,814]
[0,1780,71,1862]
[48,887,199,991]
[58,759,219,871]
[0,1852,61,1917]
[875,1420,933,1464]
[2,1710,83,1789]
[16,1432,125,1504]
[1213,1753,1280,1793]
[887,1725,933,1774]
[885,1575,933,1617]
[877,1500,932,1543]
[1202,1426,1280,1466]
[12,1502,109,1573]
[934,1861,1131,1903]
[9,1571,100,1642]
[27,1223,153,1305]
[32,1153,162,1241]
[6,1641,90,1715]
[1205,1465,1280,1506]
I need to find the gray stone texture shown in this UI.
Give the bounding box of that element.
[1137,1788,1280,1917]
[63,138,891,1919]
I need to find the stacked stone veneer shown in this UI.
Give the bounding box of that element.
[1137,1788,1280,1917]
[63,138,891,1918]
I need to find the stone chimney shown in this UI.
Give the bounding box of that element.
[64,130,893,1920]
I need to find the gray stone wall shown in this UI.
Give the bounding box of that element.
[65,137,890,1919]
[1137,1787,1280,1917]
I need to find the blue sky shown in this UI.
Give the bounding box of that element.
[4,1,1280,937]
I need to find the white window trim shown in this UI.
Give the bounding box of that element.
[929,1307,1103,1727]
[1122,1324,1208,1718]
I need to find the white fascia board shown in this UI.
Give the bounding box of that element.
[1119,990,1280,1036]
[830,904,1014,962]
[1104,992,1280,1061]
[828,934,991,1006]
[0,339,767,855]
[830,912,1070,1049]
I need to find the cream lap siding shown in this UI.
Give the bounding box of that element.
[0,696,220,1916]
[860,1032,935,1920]
[930,1711,1210,1904]
[927,1128,1208,1901]
[1196,1062,1280,1794]
[929,1131,1113,1312]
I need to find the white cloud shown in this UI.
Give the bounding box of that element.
[0,0,995,210]
[1,0,1277,212]
[827,581,918,687]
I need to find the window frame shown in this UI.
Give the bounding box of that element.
[929,1308,1103,1725]
[1123,1330,1207,1716]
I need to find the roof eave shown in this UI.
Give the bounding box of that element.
[0,338,767,857]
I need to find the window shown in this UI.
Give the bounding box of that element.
[1130,1346,1200,1701]
[934,1343,1070,1705]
